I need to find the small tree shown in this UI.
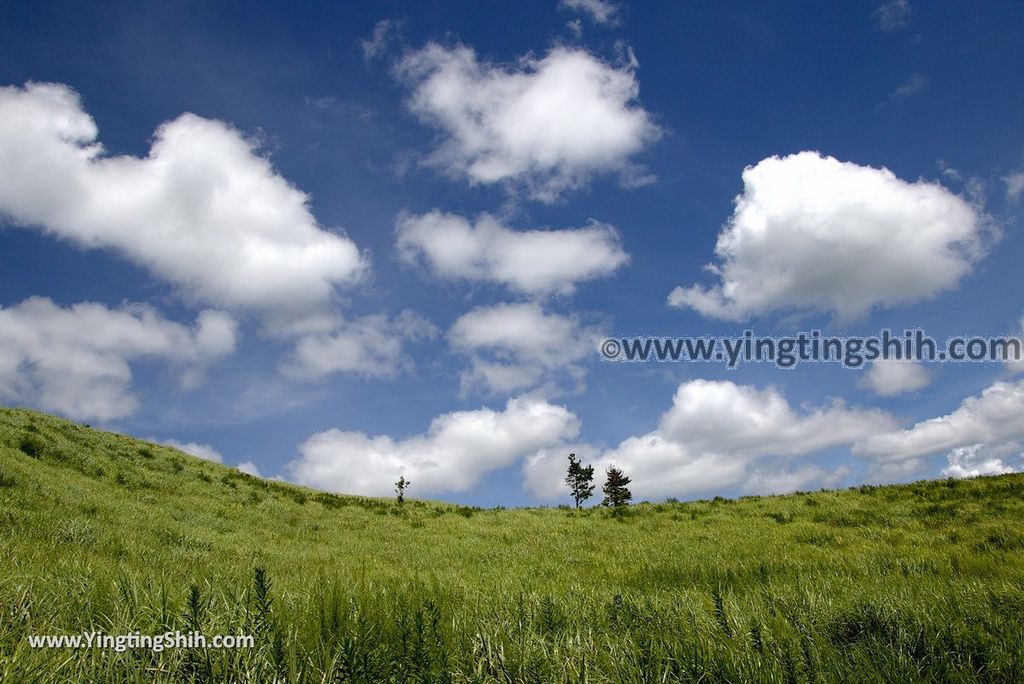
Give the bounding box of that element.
[394,475,410,504]
[565,453,595,509]
[602,466,632,507]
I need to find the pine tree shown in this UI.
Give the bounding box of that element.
[564,453,595,508]
[601,466,632,507]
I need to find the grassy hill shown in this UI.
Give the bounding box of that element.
[1,406,1023,682]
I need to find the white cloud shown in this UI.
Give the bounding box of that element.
[655,380,894,458]
[289,395,579,496]
[1004,172,1024,203]
[0,83,440,384]
[523,379,894,500]
[281,310,439,380]
[1008,318,1024,375]
[160,439,266,478]
[396,211,628,296]
[459,360,547,396]
[236,460,262,477]
[0,297,236,421]
[395,44,660,201]
[0,83,365,325]
[161,439,224,463]
[872,0,911,32]
[742,463,850,496]
[522,443,603,500]
[668,152,987,321]
[940,443,1019,479]
[856,379,1024,462]
[868,457,926,482]
[561,0,620,26]
[449,302,598,394]
[860,360,931,396]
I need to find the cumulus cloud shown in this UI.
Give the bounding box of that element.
[449,302,599,394]
[0,82,365,325]
[0,297,236,421]
[161,439,224,463]
[859,360,931,396]
[395,44,660,201]
[0,83,439,383]
[523,379,894,500]
[236,460,262,477]
[281,310,439,380]
[396,211,628,296]
[668,152,988,321]
[561,0,620,26]
[160,439,266,478]
[872,0,911,32]
[940,443,1019,479]
[742,463,851,496]
[289,395,579,496]
[855,379,1024,463]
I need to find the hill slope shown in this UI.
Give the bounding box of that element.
[1,406,1023,682]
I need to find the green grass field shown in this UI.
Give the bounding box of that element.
[1,406,1022,682]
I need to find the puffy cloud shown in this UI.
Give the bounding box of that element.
[856,379,1024,463]
[0,297,236,421]
[859,360,931,396]
[523,379,894,500]
[669,152,987,321]
[289,396,579,496]
[521,443,606,500]
[160,439,266,478]
[449,302,598,394]
[396,211,628,296]
[0,83,365,325]
[0,83,438,384]
[281,310,439,380]
[561,0,620,26]
[236,460,262,477]
[1004,172,1024,203]
[395,44,660,201]
[459,360,547,396]
[940,443,1019,479]
[872,0,911,32]
[654,380,893,458]
[161,439,224,463]
[742,463,851,496]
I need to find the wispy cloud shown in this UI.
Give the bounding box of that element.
[361,19,400,62]
[1004,171,1024,203]
[561,0,620,27]
[877,74,926,111]
[872,0,911,33]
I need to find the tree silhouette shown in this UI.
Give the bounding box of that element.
[564,453,595,508]
[394,475,410,504]
[601,466,632,507]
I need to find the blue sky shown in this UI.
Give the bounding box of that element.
[1,0,1022,506]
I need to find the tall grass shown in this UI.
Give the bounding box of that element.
[1,406,1022,682]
